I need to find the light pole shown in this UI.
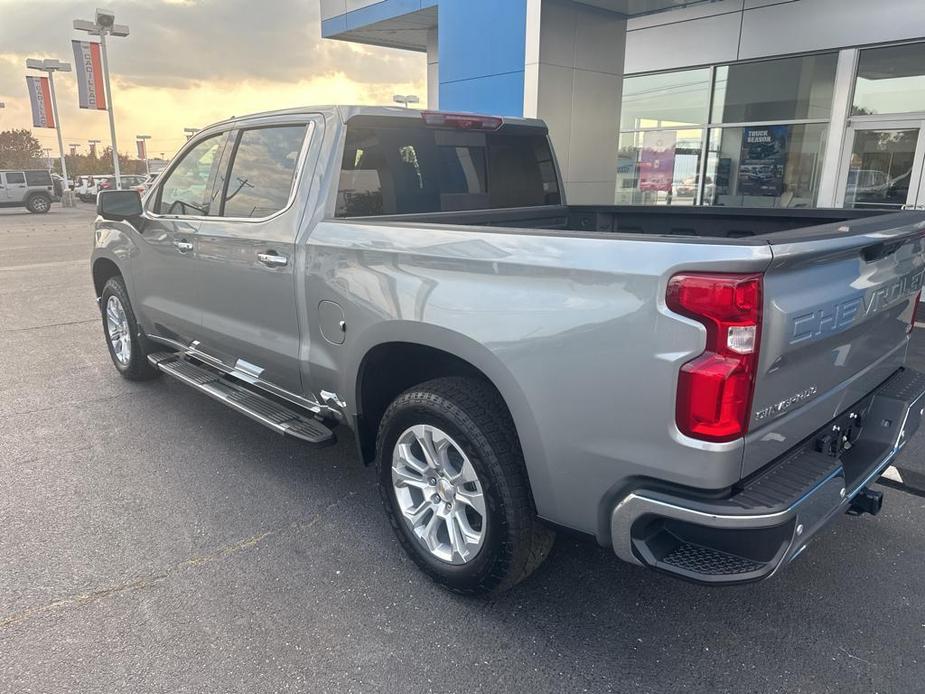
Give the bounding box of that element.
[184,127,199,141]
[74,9,129,189]
[393,94,420,109]
[136,134,151,174]
[88,139,101,158]
[26,58,76,206]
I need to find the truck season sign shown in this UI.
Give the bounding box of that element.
[71,40,107,110]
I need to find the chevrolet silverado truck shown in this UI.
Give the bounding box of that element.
[91,106,925,594]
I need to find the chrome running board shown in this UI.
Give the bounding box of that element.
[147,352,336,447]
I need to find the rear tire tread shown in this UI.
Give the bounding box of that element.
[377,376,554,595]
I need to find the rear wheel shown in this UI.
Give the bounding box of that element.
[26,193,51,214]
[99,276,159,381]
[377,377,554,595]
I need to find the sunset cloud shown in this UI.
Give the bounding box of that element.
[0,0,426,158]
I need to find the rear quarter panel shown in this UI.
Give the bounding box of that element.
[303,220,773,538]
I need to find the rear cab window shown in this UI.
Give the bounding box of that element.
[335,117,560,217]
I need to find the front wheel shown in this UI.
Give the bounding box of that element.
[377,377,554,595]
[99,277,159,381]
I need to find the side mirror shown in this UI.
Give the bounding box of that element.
[97,189,143,222]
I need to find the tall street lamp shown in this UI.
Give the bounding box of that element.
[88,139,101,158]
[184,127,199,141]
[26,57,75,206]
[393,94,420,108]
[74,9,129,188]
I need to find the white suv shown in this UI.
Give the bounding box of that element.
[0,170,55,213]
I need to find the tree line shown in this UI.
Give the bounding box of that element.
[0,128,147,176]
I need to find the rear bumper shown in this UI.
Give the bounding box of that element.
[610,367,925,585]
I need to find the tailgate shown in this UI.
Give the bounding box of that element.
[743,212,925,477]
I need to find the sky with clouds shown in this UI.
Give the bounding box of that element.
[0,0,426,158]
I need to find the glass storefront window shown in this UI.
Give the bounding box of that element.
[702,124,827,208]
[620,69,711,130]
[712,54,837,123]
[853,42,925,116]
[842,128,919,209]
[616,129,704,205]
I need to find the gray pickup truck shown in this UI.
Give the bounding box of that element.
[91,106,925,594]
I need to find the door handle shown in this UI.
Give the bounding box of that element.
[175,240,193,253]
[257,252,288,267]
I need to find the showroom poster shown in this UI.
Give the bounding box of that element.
[639,131,676,192]
[738,125,790,196]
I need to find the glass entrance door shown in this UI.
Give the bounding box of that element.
[838,120,925,210]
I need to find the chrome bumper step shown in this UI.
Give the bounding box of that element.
[612,367,925,585]
[147,352,336,447]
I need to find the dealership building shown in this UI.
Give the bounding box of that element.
[320,0,925,209]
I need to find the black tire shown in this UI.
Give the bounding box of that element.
[25,193,51,214]
[99,276,159,381]
[377,377,554,595]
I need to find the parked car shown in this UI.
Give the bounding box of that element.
[675,174,715,199]
[97,175,146,194]
[0,169,55,213]
[138,172,159,195]
[77,175,147,202]
[51,173,66,200]
[77,175,106,202]
[91,106,925,594]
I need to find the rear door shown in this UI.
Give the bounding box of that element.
[744,213,925,475]
[193,119,314,396]
[3,172,27,203]
[132,131,227,345]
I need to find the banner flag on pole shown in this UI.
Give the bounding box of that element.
[72,40,107,110]
[26,76,55,128]
[136,139,146,159]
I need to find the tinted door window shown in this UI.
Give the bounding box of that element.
[155,134,224,215]
[5,172,25,184]
[220,125,307,218]
[336,123,560,217]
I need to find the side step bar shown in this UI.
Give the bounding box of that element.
[147,352,336,447]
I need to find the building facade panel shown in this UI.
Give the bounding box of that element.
[320,0,925,209]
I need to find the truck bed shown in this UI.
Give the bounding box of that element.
[358,204,887,242]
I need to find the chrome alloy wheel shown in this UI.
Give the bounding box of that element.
[391,424,487,565]
[105,295,132,365]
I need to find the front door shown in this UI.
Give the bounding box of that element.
[194,121,313,397]
[837,119,925,210]
[133,132,227,345]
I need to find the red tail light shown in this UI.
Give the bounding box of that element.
[666,272,763,443]
[421,111,503,131]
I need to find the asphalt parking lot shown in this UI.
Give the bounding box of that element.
[1,204,924,693]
